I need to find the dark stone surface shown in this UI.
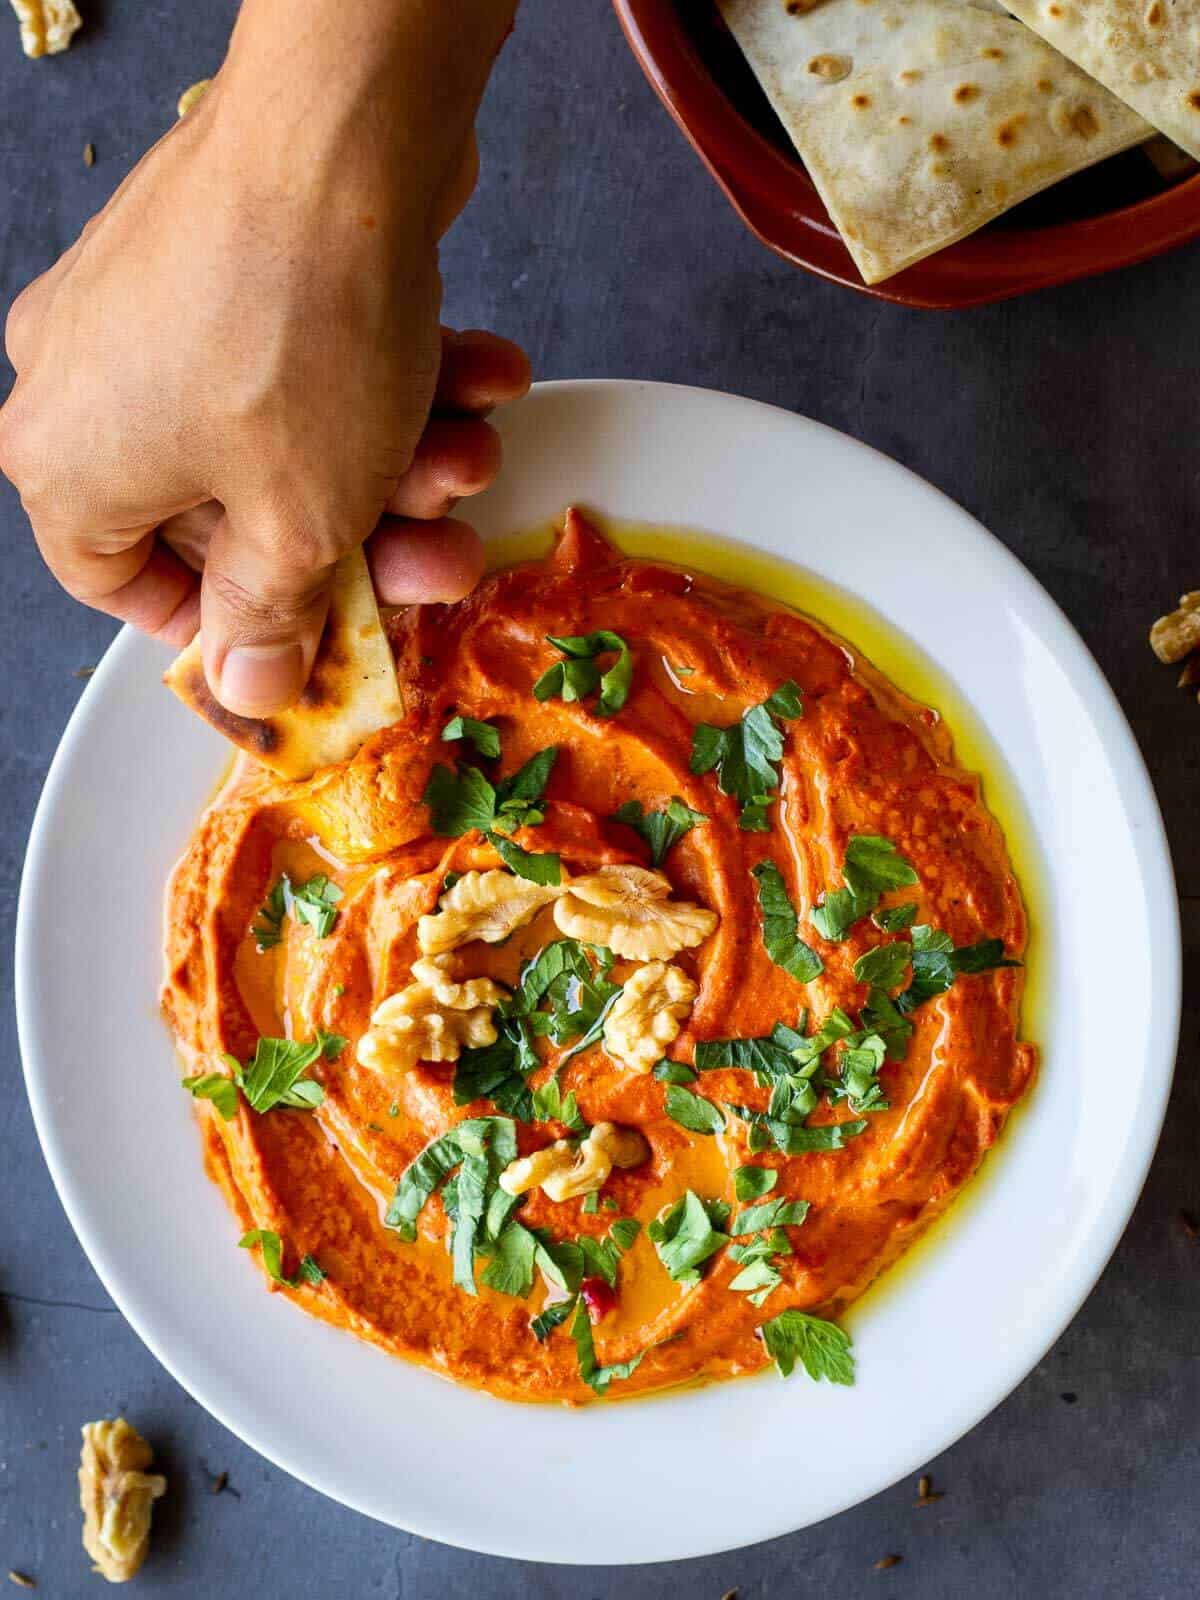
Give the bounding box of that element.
[1,2,1196,1594]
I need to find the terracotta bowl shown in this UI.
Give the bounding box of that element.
[613,0,1200,307]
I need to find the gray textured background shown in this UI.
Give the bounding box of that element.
[1,2,1197,1595]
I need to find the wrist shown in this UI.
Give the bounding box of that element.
[217,0,513,216]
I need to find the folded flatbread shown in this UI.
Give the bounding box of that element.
[1000,0,1200,160]
[164,547,404,781]
[719,0,1151,282]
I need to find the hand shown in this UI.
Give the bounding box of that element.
[0,2,525,718]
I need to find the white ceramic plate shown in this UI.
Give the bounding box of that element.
[17,382,1180,1564]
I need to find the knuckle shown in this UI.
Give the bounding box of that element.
[204,561,323,628]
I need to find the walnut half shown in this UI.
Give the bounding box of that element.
[603,960,697,1072]
[10,0,81,57]
[79,1419,166,1584]
[553,864,718,961]
[499,1121,650,1201]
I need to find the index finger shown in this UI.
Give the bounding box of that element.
[435,328,531,416]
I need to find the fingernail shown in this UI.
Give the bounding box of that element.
[218,641,305,717]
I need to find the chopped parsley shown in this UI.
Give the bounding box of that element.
[533,631,633,718]
[568,1298,646,1394]
[725,1104,867,1156]
[238,1229,325,1288]
[578,1219,641,1288]
[530,1071,587,1133]
[734,1164,778,1201]
[648,1191,730,1286]
[530,1298,575,1342]
[759,1307,854,1385]
[874,901,918,933]
[896,924,1019,1012]
[752,861,823,982]
[181,1072,239,1121]
[652,1058,698,1086]
[193,1031,342,1119]
[441,714,502,760]
[252,872,342,949]
[389,1117,521,1297]
[453,1020,541,1121]
[386,1116,518,1247]
[663,1084,726,1135]
[611,796,707,865]
[729,1225,793,1306]
[689,681,803,831]
[827,1034,889,1114]
[810,834,918,943]
[732,1197,810,1234]
[422,748,562,884]
[852,939,911,991]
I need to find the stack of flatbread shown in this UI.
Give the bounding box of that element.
[719,0,1199,283]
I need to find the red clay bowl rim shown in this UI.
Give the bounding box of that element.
[614,0,1200,307]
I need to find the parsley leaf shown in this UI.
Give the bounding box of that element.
[725,1105,867,1155]
[237,1036,331,1113]
[729,1256,783,1305]
[694,1029,798,1077]
[852,940,911,991]
[441,714,502,760]
[480,1220,539,1298]
[534,631,633,718]
[530,1298,575,1342]
[874,901,918,933]
[664,1084,726,1135]
[734,1164,778,1201]
[652,1058,697,1085]
[495,747,558,812]
[529,1072,587,1133]
[752,861,823,982]
[759,1307,854,1385]
[252,873,342,947]
[896,924,1020,1013]
[611,796,707,866]
[288,874,342,939]
[578,1218,639,1289]
[385,1116,517,1246]
[811,834,918,942]
[689,681,802,831]
[489,833,562,885]
[860,986,914,1061]
[828,1033,890,1114]
[733,1198,810,1234]
[423,763,499,836]
[238,1228,325,1288]
[647,1190,730,1286]
[453,1020,540,1120]
[251,879,287,951]
[181,1072,239,1121]
[569,1298,647,1394]
[422,752,561,883]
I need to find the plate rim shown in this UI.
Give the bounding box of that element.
[15,378,1182,1563]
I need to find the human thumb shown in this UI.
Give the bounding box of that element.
[199,510,339,719]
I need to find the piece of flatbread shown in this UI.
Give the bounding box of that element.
[719,0,1151,282]
[1000,0,1200,160]
[164,547,404,781]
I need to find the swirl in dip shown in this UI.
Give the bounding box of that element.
[163,510,1036,1403]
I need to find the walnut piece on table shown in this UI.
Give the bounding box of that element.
[10,0,81,57]
[1149,591,1200,664]
[79,1419,166,1584]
